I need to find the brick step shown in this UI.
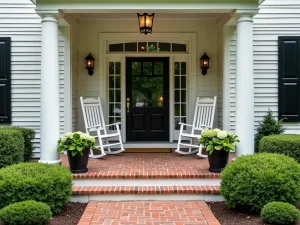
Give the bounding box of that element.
[72,185,220,195]
[72,171,220,180]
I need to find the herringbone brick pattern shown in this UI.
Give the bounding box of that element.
[78,201,220,225]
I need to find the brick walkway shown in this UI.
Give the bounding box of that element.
[78,201,220,225]
[61,153,234,179]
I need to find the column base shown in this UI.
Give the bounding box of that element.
[38,159,62,165]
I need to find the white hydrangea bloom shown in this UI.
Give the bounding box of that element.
[214,128,221,133]
[227,132,233,137]
[64,132,73,138]
[217,131,228,139]
[61,136,67,143]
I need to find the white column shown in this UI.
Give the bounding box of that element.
[235,13,255,157]
[39,14,61,164]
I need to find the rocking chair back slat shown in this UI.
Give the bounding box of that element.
[193,97,216,130]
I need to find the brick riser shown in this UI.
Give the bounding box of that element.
[72,172,221,179]
[72,185,220,195]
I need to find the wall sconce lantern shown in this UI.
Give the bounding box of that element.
[85,53,95,75]
[200,53,210,75]
[137,13,155,35]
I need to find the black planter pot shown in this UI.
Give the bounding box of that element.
[67,148,89,173]
[208,149,230,173]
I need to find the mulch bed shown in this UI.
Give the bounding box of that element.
[208,202,300,225]
[49,202,87,225]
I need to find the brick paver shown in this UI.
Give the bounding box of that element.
[61,153,234,179]
[77,201,221,225]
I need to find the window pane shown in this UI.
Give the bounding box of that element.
[174,62,180,75]
[175,117,180,130]
[109,62,114,75]
[132,62,141,75]
[174,76,180,89]
[109,90,115,102]
[115,62,121,75]
[109,117,115,130]
[115,104,121,116]
[115,77,121,88]
[154,62,163,75]
[109,104,114,116]
[181,76,186,89]
[181,104,186,116]
[172,43,186,52]
[109,43,123,52]
[158,42,171,52]
[143,62,152,75]
[181,62,186,75]
[175,90,180,103]
[109,77,114,89]
[175,104,180,116]
[148,42,157,52]
[138,42,147,52]
[181,90,186,102]
[125,42,137,52]
[115,90,121,102]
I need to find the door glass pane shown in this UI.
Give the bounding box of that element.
[132,77,163,107]
[115,62,121,75]
[125,42,137,52]
[148,42,157,52]
[181,62,186,75]
[172,43,186,52]
[143,62,152,75]
[138,42,147,52]
[154,62,163,75]
[132,62,141,75]
[109,43,123,52]
[174,76,180,89]
[158,42,171,52]
[174,62,180,75]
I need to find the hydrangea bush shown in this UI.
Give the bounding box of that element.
[199,129,239,154]
[57,132,96,156]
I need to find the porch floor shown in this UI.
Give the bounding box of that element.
[60,152,234,179]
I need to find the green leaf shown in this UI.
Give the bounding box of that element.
[76,146,83,151]
[215,145,223,150]
[228,143,235,150]
[69,145,75,150]
[213,138,221,144]
[73,133,80,140]
[207,145,214,151]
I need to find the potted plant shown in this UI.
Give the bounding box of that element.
[199,129,239,173]
[57,132,95,173]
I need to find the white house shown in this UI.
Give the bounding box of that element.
[0,0,299,163]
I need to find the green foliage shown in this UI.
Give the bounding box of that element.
[0,163,72,215]
[0,200,51,225]
[220,153,300,212]
[1,127,35,161]
[261,202,300,225]
[254,110,285,152]
[57,132,96,156]
[0,129,24,168]
[259,135,300,163]
[199,129,239,154]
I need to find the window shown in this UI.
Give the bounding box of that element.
[108,42,188,53]
[108,62,122,129]
[174,62,187,130]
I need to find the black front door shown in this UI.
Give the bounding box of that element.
[126,57,169,141]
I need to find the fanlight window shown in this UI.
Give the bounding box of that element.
[108,42,187,53]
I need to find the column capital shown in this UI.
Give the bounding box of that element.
[235,9,258,22]
[36,10,63,23]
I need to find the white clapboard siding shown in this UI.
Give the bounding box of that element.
[0,0,65,157]
[229,0,300,133]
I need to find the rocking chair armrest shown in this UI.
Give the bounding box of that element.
[105,122,121,127]
[178,122,193,127]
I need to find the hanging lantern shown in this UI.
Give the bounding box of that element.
[85,53,95,76]
[200,53,210,75]
[137,13,155,35]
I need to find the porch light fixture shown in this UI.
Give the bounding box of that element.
[85,53,95,76]
[137,13,155,35]
[200,53,210,75]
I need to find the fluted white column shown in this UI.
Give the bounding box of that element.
[235,13,255,157]
[39,14,61,164]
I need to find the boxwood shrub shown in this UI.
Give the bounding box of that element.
[261,202,300,225]
[0,127,35,161]
[220,153,300,212]
[0,200,51,225]
[259,134,300,163]
[0,129,24,168]
[0,163,72,215]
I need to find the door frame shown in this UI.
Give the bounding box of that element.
[98,33,197,142]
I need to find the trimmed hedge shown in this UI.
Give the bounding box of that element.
[220,153,300,212]
[0,163,72,215]
[0,200,51,225]
[0,130,24,168]
[261,202,300,225]
[0,127,35,161]
[259,134,300,163]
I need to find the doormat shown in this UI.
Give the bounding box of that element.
[125,148,172,153]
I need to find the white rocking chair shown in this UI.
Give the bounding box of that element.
[80,96,125,158]
[175,96,217,157]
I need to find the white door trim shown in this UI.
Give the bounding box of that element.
[98,33,197,142]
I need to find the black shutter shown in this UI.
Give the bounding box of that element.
[278,36,300,122]
[0,37,11,124]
